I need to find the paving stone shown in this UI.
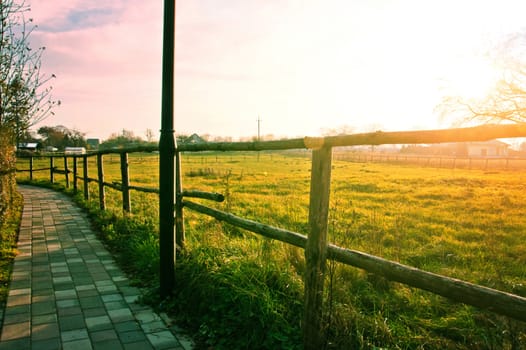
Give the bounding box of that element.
[101,294,123,303]
[114,321,141,333]
[61,328,89,342]
[32,313,57,325]
[85,315,112,331]
[147,331,181,349]
[104,300,128,311]
[135,310,162,324]
[62,338,93,350]
[83,308,108,318]
[1,320,30,340]
[2,311,30,325]
[58,306,83,317]
[140,320,167,334]
[76,284,97,292]
[58,298,81,308]
[118,329,147,343]
[32,294,54,304]
[7,288,31,296]
[124,295,140,304]
[6,293,31,307]
[123,340,155,350]
[0,187,192,350]
[32,288,54,297]
[90,329,118,342]
[78,289,101,298]
[92,339,123,350]
[32,322,60,340]
[97,284,118,293]
[0,337,31,350]
[31,337,61,350]
[80,296,104,309]
[32,301,57,316]
[108,308,134,323]
[55,289,77,300]
[59,314,86,331]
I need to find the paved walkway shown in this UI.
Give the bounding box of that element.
[0,186,193,350]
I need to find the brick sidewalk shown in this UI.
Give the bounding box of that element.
[0,186,193,350]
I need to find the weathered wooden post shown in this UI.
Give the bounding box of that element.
[73,156,78,192]
[29,156,33,181]
[83,155,89,200]
[64,156,70,188]
[120,152,131,213]
[159,0,176,298]
[303,144,332,350]
[175,150,185,249]
[97,153,106,210]
[50,156,54,183]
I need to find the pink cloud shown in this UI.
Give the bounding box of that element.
[26,0,526,141]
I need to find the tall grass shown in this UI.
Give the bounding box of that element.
[16,151,526,348]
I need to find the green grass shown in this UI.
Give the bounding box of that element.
[16,151,526,349]
[0,186,22,312]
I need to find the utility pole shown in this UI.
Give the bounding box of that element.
[256,115,262,161]
[257,115,262,141]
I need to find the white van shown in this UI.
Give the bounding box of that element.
[64,147,86,155]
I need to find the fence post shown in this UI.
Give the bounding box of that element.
[83,155,89,201]
[73,156,78,192]
[64,156,70,188]
[50,157,54,183]
[303,145,332,350]
[175,151,185,249]
[120,152,131,213]
[29,156,33,181]
[97,153,106,210]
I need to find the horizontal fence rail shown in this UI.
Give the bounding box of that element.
[183,200,526,322]
[335,152,526,170]
[15,123,526,348]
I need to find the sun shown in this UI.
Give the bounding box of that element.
[442,55,500,101]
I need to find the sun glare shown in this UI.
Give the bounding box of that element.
[443,56,499,101]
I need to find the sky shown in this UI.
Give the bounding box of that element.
[28,0,526,141]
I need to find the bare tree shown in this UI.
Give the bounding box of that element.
[145,128,155,143]
[439,31,526,126]
[0,0,59,143]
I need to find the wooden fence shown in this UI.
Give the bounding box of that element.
[335,151,526,170]
[16,123,526,349]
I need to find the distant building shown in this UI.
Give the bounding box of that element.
[411,140,510,157]
[463,141,509,157]
[87,138,100,149]
[17,143,39,152]
[64,147,86,155]
[184,133,205,144]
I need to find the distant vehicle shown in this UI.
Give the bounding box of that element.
[45,146,58,152]
[17,143,39,152]
[64,147,86,155]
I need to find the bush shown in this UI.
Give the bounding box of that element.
[0,127,20,311]
[0,128,16,226]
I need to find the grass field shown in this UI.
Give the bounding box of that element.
[16,151,526,349]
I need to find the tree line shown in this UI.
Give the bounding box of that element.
[18,126,159,152]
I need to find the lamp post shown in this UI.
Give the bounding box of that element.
[159,0,176,299]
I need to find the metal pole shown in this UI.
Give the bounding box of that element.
[159,0,176,298]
